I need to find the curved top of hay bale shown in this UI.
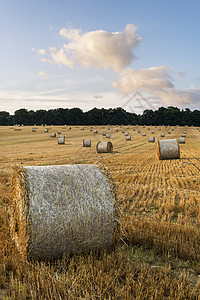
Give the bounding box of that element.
[10,164,119,259]
[156,139,180,160]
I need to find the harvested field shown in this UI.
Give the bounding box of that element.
[0,125,200,299]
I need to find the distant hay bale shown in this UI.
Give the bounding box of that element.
[142,133,146,136]
[44,129,48,133]
[32,128,36,132]
[158,128,161,131]
[148,137,155,142]
[178,137,185,144]
[93,130,98,133]
[10,164,119,258]
[102,132,106,136]
[168,131,171,134]
[126,136,131,140]
[138,130,141,133]
[182,133,186,137]
[57,130,61,134]
[161,133,165,137]
[50,133,56,137]
[122,130,125,133]
[125,132,129,136]
[81,127,84,130]
[106,134,110,138]
[133,128,135,131]
[151,131,154,134]
[108,128,111,130]
[68,127,71,130]
[115,129,118,132]
[156,139,180,160]
[58,137,65,144]
[96,142,113,153]
[83,139,91,147]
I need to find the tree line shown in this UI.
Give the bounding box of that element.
[0,106,199,126]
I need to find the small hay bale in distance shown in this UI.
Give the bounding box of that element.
[96,142,113,153]
[93,130,98,133]
[126,136,131,140]
[57,130,61,134]
[68,127,71,130]
[44,129,48,133]
[81,127,84,130]
[178,137,185,144]
[156,139,180,160]
[182,133,186,137]
[115,129,118,132]
[148,137,155,142]
[138,130,141,133]
[32,128,36,132]
[58,136,65,144]
[142,133,146,136]
[83,139,91,147]
[10,164,118,258]
[102,132,106,136]
[161,133,165,137]
[50,133,56,137]
[125,132,129,136]
[151,131,154,134]
[106,134,110,138]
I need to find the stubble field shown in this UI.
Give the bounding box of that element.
[0,124,200,299]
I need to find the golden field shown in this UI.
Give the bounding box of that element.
[0,125,200,299]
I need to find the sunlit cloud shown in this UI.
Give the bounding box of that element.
[40,24,141,72]
[37,71,47,78]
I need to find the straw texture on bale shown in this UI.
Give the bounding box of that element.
[96,142,113,153]
[156,139,180,160]
[178,137,185,144]
[10,164,119,259]
[83,139,91,147]
[148,137,155,142]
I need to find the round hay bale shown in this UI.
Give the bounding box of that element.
[178,137,185,144]
[182,133,186,137]
[102,132,106,136]
[32,128,36,132]
[96,142,113,153]
[93,130,98,133]
[138,130,141,133]
[83,139,91,147]
[44,129,48,133]
[10,165,119,258]
[68,127,71,130]
[106,134,110,138]
[151,131,154,134]
[57,130,61,134]
[125,132,129,136]
[148,137,155,142]
[58,137,65,144]
[126,136,131,140]
[156,139,180,160]
[115,129,118,132]
[133,128,135,131]
[50,133,56,137]
[161,133,165,137]
[168,131,171,134]
[142,133,146,136]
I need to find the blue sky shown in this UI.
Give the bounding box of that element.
[0,0,200,114]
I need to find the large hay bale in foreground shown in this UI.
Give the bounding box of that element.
[96,142,113,153]
[156,139,180,160]
[10,165,118,259]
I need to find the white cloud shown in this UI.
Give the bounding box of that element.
[38,71,47,78]
[38,49,47,55]
[112,66,197,106]
[41,24,141,72]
